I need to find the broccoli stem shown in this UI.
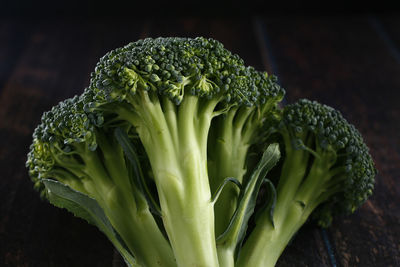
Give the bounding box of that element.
[81,138,176,267]
[294,147,335,206]
[234,135,305,267]
[273,149,309,228]
[209,107,252,237]
[236,200,310,267]
[132,93,220,267]
[104,202,176,267]
[237,142,336,267]
[217,248,235,267]
[236,165,310,267]
[210,99,279,237]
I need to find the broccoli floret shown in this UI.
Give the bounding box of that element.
[27,37,375,267]
[26,95,175,267]
[85,37,284,266]
[236,99,376,267]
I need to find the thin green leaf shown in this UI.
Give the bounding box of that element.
[211,177,242,205]
[258,179,277,228]
[42,179,137,267]
[114,127,161,217]
[216,144,280,258]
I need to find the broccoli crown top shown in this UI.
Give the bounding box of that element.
[281,99,376,216]
[89,37,284,105]
[26,96,100,183]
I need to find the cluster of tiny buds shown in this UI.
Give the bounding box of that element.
[282,99,376,214]
[90,37,284,107]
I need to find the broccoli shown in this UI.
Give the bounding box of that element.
[26,95,176,266]
[26,37,376,267]
[236,99,376,267]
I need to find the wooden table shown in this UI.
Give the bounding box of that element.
[0,16,399,267]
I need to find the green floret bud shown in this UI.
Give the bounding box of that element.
[280,99,376,222]
[26,96,98,193]
[89,37,284,106]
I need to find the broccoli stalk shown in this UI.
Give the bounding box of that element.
[208,89,282,238]
[86,130,175,267]
[122,92,221,266]
[208,107,255,237]
[236,99,376,267]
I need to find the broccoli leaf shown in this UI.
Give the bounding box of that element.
[43,179,138,267]
[212,177,242,204]
[216,143,280,258]
[255,179,277,228]
[114,127,162,217]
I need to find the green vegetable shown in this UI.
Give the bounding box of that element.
[236,99,376,266]
[26,37,376,267]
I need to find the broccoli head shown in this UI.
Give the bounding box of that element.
[237,99,376,267]
[26,94,175,267]
[26,37,375,267]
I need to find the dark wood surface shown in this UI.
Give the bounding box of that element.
[0,16,399,267]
